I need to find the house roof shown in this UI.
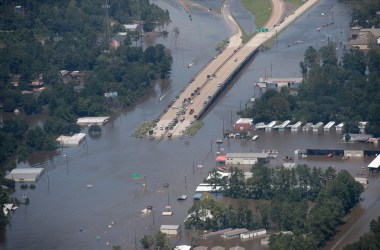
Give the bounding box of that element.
[235,118,253,124]
[124,24,139,30]
[160,225,180,230]
[215,155,226,162]
[112,33,128,43]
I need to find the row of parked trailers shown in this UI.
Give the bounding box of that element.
[202,228,267,240]
[255,120,344,132]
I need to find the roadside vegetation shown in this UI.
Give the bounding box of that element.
[133,121,154,138]
[184,120,204,136]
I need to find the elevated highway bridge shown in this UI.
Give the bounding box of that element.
[152,0,319,138]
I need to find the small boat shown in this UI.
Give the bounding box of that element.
[252,135,259,141]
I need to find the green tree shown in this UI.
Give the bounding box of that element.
[140,235,154,249]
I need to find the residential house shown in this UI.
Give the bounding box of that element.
[111,32,128,49]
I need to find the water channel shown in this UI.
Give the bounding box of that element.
[1,0,377,249]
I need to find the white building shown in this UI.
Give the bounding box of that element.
[225,153,270,166]
[240,229,267,239]
[56,133,86,147]
[160,225,180,235]
[77,117,110,126]
[6,168,44,182]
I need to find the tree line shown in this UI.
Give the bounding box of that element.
[185,165,363,249]
[240,0,380,136]
[0,0,172,163]
[240,43,380,136]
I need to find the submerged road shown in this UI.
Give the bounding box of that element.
[153,0,319,139]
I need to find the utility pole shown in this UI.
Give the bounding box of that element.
[138,0,143,48]
[103,0,110,51]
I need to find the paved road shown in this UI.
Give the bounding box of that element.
[152,0,318,139]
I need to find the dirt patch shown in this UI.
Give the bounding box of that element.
[283,2,298,19]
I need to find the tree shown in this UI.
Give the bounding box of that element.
[140,235,154,249]
[207,168,222,194]
[154,231,171,250]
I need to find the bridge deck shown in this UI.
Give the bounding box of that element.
[153,0,319,138]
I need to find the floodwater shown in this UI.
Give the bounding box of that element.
[0,0,376,249]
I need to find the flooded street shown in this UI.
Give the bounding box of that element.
[1,0,377,249]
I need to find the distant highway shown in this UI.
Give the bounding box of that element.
[151,0,319,139]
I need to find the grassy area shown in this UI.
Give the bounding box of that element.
[284,0,304,7]
[241,0,272,29]
[241,0,305,29]
[133,121,153,138]
[184,120,204,136]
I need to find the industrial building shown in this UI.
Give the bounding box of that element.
[76,117,110,126]
[6,168,44,182]
[225,153,270,166]
[240,229,267,239]
[160,225,180,235]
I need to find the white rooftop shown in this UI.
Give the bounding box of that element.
[160,225,180,230]
[6,168,44,182]
[226,152,270,158]
[124,24,139,29]
[368,154,380,169]
[56,133,86,147]
[175,246,191,250]
[77,117,110,126]
[235,118,253,124]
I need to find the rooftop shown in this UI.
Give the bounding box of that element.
[226,152,270,158]
[6,168,44,182]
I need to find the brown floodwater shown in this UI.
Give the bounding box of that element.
[1,0,374,249]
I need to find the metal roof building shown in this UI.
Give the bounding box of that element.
[160,225,180,235]
[368,154,380,169]
[222,228,249,239]
[193,246,208,250]
[174,246,191,250]
[77,117,110,126]
[240,229,267,239]
[211,247,226,250]
[225,153,270,166]
[56,133,86,147]
[202,228,233,239]
[6,168,44,182]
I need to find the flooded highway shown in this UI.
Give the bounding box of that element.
[1,0,377,249]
